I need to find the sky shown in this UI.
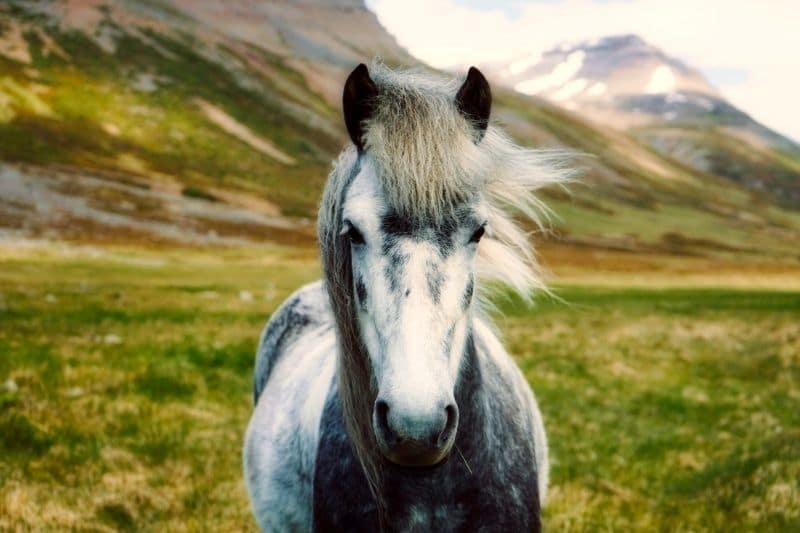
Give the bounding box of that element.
[367,0,800,143]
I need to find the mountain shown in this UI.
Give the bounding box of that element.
[493,35,718,119]
[486,35,800,207]
[1,2,799,260]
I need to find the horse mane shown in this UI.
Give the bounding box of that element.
[317,62,572,524]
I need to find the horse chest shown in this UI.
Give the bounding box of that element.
[312,393,540,532]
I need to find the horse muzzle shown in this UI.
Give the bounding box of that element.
[372,397,459,467]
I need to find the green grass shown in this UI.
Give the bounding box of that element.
[0,244,316,531]
[506,287,800,531]
[0,245,798,530]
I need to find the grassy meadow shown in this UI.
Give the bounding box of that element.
[1,243,799,531]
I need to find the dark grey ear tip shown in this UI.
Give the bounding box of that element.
[464,67,489,90]
[345,64,371,88]
[456,66,492,141]
[467,66,485,80]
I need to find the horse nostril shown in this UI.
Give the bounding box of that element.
[437,403,459,448]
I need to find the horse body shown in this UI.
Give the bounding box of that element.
[244,63,569,531]
[244,281,548,531]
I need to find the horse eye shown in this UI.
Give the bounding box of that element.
[346,226,366,245]
[469,225,486,244]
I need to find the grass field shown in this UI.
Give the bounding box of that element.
[1,243,798,531]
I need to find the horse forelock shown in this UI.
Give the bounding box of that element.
[353,63,574,301]
[363,64,485,220]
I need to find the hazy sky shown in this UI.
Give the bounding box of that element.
[367,0,800,142]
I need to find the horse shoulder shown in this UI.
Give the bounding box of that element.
[253,280,332,404]
[244,280,337,531]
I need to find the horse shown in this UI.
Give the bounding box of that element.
[243,62,569,532]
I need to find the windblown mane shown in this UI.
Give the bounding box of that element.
[317,63,571,523]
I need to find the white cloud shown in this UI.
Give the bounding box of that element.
[369,0,800,142]
[508,52,542,76]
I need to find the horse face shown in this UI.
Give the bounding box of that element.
[342,159,486,467]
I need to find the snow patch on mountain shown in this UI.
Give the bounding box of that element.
[587,82,607,97]
[645,66,677,94]
[514,50,584,95]
[552,78,588,102]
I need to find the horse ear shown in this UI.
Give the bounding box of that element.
[455,66,491,141]
[343,63,379,151]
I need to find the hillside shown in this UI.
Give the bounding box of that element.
[0,0,410,244]
[1,1,799,261]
